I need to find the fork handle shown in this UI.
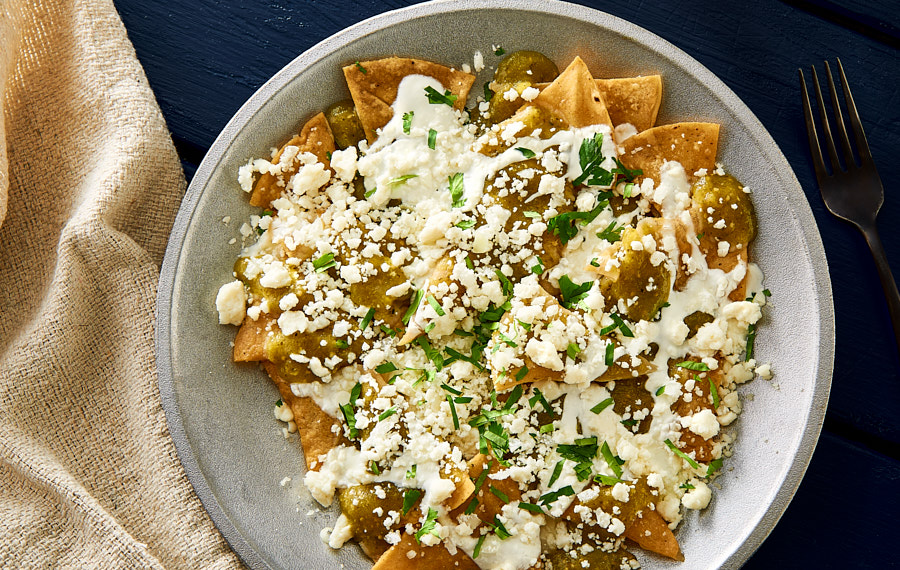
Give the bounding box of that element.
[860,223,900,356]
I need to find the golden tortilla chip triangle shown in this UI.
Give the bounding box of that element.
[249,112,335,208]
[595,75,662,132]
[343,57,476,142]
[371,532,480,570]
[618,122,719,184]
[529,56,612,129]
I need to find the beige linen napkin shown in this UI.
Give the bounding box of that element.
[0,0,244,567]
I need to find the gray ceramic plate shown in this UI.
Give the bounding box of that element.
[156,1,834,568]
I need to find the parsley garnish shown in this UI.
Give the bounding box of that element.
[335,339,349,349]
[523,211,541,218]
[424,86,458,106]
[482,82,493,102]
[415,508,441,543]
[590,398,614,414]
[594,473,623,486]
[428,128,437,149]
[516,147,536,158]
[558,275,593,309]
[402,289,423,325]
[539,423,555,434]
[402,488,422,515]
[762,288,772,297]
[402,111,413,134]
[680,482,695,490]
[312,252,336,272]
[676,360,710,371]
[448,173,465,207]
[360,307,376,330]
[609,313,634,337]
[623,182,635,197]
[354,61,367,74]
[664,438,700,469]
[369,460,380,474]
[597,220,623,242]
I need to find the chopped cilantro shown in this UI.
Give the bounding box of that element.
[335,339,349,349]
[440,383,461,396]
[680,482,695,490]
[428,128,437,150]
[312,252,336,272]
[518,502,543,514]
[558,437,598,482]
[745,323,757,360]
[516,147,536,158]
[369,460,380,474]
[414,508,441,543]
[539,423,555,434]
[360,307,376,330]
[378,407,397,421]
[656,385,666,396]
[354,61,367,74]
[523,210,541,218]
[558,275,593,309]
[623,182,635,197]
[514,365,529,382]
[591,398,614,414]
[339,382,362,438]
[402,488,422,515]
[608,313,634,337]
[604,341,615,365]
[547,196,611,244]
[489,515,512,539]
[473,534,487,558]
[375,362,398,374]
[566,342,581,360]
[390,174,418,186]
[494,46,505,56]
[707,457,724,477]
[548,460,564,487]
[664,438,700,469]
[424,322,436,333]
[762,288,772,297]
[528,388,554,417]
[275,399,283,407]
[709,376,720,408]
[531,256,545,275]
[402,110,413,134]
[402,289,424,325]
[539,485,574,506]
[600,441,624,478]
[611,157,643,181]
[494,269,513,296]
[448,173,465,208]
[573,133,613,187]
[465,255,474,269]
[364,187,376,198]
[676,360,710,371]
[447,394,460,429]
[426,294,446,316]
[697,232,705,240]
[455,218,476,229]
[594,473,623,486]
[489,486,510,504]
[621,418,638,428]
[415,335,444,370]
[590,257,600,267]
[424,86,458,106]
[597,220,623,242]
[406,465,417,479]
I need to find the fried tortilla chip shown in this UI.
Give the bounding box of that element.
[371,532,480,570]
[595,76,663,132]
[249,112,336,208]
[618,122,719,185]
[233,314,272,362]
[449,454,521,526]
[262,361,346,471]
[624,508,683,561]
[524,56,612,130]
[343,57,475,142]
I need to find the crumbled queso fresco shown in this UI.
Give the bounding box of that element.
[215,55,772,570]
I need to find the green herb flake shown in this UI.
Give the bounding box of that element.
[447,172,466,208]
[591,398,614,415]
[494,46,505,56]
[745,323,757,361]
[465,255,474,270]
[600,440,624,478]
[676,360,710,371]
[697,232,705,240]
[623,182,635,197]
[354,61,367,74]
[390,174,418,186]
[447,394,460,430]
[518,502,543,514]
[566,342,581,360]
[312,252,336,273]
[762,288,772,297]
[414,508,441,543]
[426,294,446,316]
[608,313,634,337]
[680,482,695,490]
[590,257,600,267]
[515,147,536,158]
[531,256,545,275]
[490,515,512,540]
[360,307,376,331]
[489,485,510,504]
[707,457,724,477]
[338,382,362,438]
[604,341,615,366]
[655,385,666,396]
[558,275,594,309]
[375,362,398,374]
[539,423,555,434]
[428,128,438,150]
[402,488,422,515]
[539,485,574,506]
[573,133,613,187]
[335,339,349,349]
[523,211,541,218]
[424,86,458,106]
[610,157,643,181]
[482,82,494,102]
[406,465,417,479]
[548,460,564,487]
[415,335,444,370]
[514,365,529,382]
[547,196,610,245]
[473,534,487,558]
[597,220,623,242]
[364,187,376,198]
[664,438,701,469]
[528,388,554,417]
[402,289,424,325]
[275,399,283,407]
[402,110,413,134]
[455,219,476,229]
[709,376,720,409]
[369,460,380,475]
[594,473,622,486]
[378,407,398,421]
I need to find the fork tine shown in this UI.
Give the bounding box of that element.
[836,58,874,163]
[799,69,829,181]
[810,65,841,174]
[824,61,855,169]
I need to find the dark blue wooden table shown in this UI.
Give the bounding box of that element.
[116,0,900,567]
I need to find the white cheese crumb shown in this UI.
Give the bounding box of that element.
[215,281,246,325]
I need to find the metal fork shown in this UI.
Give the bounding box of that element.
[800,59,900,355]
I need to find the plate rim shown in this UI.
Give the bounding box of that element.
[156,1,835,568]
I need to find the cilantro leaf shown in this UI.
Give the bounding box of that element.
[424,86,458,106]
[546,193,611,244]
[402,110,413,134]
[448,173,465,208]
[572,133,613,187]
[558,275,593,309]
